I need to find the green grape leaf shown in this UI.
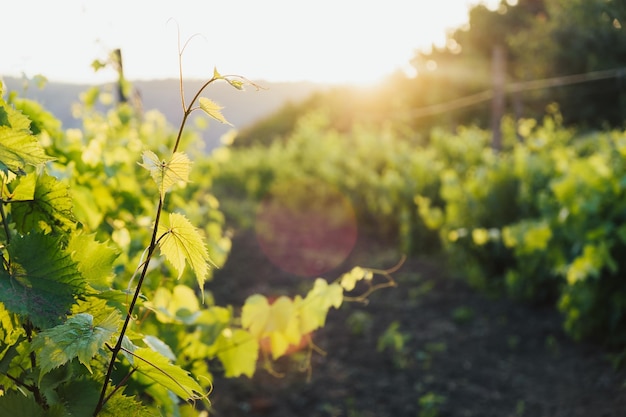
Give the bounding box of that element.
[0,391,46,417]
[0,301,24,347]
[212,328,259,378]
[199,97,233,126]
[0,104,54,175]
[0,233,85,328]
[140,151,192,200]
[11,172,76,236]
[32,312,120,377]
[296,278,344,334]
[145,285,201,324]
[7,171,37,200]
[129,347,205,400]
[56,378,102,417]
[143,335,176,361]
[99,393,157,417]
[67,233,118,290]
[157,213,211,298]
[0,97,29,130]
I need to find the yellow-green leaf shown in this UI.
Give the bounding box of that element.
[296,279,343,334]
[227,79,245,90]
[140,151,191,200]
[130,347,205,401]
[241,294,270,338]
[11,172,76,236]
[241,295,302,359]
[32,312,121,378]
[157,213,210,298]
[340,266,368,291]
[212,328,258,378]
[199,97,232,126]
[0,122,55,176]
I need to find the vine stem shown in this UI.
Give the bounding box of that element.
[93,72,215,416]
[93,198,164,416]
[0,200,11,245]
[93,39,254,410]
[173,77,217,153]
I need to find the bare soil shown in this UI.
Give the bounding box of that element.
[207,229,626,417]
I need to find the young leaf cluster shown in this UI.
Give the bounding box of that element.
[0,66,395,416]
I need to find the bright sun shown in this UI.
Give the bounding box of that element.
[1,0,501,85]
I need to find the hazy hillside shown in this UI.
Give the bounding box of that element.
[1,76,329,150]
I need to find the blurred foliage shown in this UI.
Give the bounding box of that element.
[213,106,626,347]
[0,77,397,415]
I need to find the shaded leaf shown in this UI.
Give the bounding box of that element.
[0,391,45,417]
[143,335,176,361]
[56,378,102,417]
[32,312,120,377]
[157,213,210,298]
[0,233,85,328]
[199,97,232,126]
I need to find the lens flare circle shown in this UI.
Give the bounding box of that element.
[255,178,358,277]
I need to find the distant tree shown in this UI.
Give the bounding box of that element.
[405,0,626,129]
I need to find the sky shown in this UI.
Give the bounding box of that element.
[2,0,501,86]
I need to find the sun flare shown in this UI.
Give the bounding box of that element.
[2,0,501,85]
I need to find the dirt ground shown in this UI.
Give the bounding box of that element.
[207,228,626,417]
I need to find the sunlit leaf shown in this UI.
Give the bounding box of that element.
[212,328,258,378]
[130,347,205,400]
[296,279,343,334]
[145,285,201,324]
[140,150,192,200]
[7,171,36,200]
[32,312,120,377]
[157,213,211,298]
[0,233,85,328]
[67,233,119,290]
[241,294,270,338]
[199,97,232,126]
[99,392,157,417]
[241,295,302,359]
[0,100,54,175]
[11,172,76,237]
[226,79,245,90]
